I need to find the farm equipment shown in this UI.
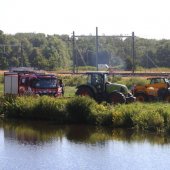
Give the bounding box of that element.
[76,71,136,104]
[4,68,63,97]
[133,77,170,102]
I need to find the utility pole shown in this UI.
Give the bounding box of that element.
[96,27,99,71]
[132,32,135,74]
[20,42,23,67]
[72,28,135,73]
[72,31,76,73]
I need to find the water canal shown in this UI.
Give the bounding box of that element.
[1,119,170,170]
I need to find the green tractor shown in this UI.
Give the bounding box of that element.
[76,71,136,104]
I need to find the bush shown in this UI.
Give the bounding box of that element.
[112,103,165,130]
[3,96,67,123]
[112,103,141,127]
[31,96,67,122]
[133,110,164,131]
[90,104,113,126]
[66,96,96,123]
[2,95,170,133]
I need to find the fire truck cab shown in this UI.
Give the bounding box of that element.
[4,69,63,97]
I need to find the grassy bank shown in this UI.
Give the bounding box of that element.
[1,95,170,133]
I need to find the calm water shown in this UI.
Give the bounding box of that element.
[1,119,170,170]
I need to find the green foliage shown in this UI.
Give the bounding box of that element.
[0,32,71,70]
[64,86,76,97]
[133,110,164,131]
[3,96,67,123]
[60,75,87,86]
[66,96,96,123]
[0,75,4,83]
[113,103,168,131]
[115,77,147,89]
[1,30,170,70]
[112,103,141,127]
[90,104,113,126]
[77,66,97,71]
[108,75,122,82]
[2,95,170,133]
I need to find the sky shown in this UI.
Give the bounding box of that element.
[1,0,170,39]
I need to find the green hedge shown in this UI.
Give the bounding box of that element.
[1,95,170,133]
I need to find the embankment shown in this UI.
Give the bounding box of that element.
[1,95,170,133]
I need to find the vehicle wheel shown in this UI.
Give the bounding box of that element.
[126,92,136,103]
[108,92,126,104]
[157,88,167,99]
[76,87,94,98]
[165,95,170,102]
[135,93,146,102]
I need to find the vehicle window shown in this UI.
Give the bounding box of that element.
[165,79,169,84]
[91,74,98,85]
[87,75,91,84]
[31,78,57,88]
[104,74,108,83]
[150,79,160,84]
[20,78,26,85]
[160,78,165,83]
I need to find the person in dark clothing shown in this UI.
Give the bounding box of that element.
[59,79,64,96]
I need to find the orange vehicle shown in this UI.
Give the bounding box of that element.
[133,77,170,102]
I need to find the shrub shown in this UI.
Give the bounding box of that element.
[112,103,142,127]
[31,96,67,122]
[89,104,113,126]
[3,94,170,133]
[66,96,96,124]
[3,96,67,123]
[133,110,164,131]
[3,96,35,118]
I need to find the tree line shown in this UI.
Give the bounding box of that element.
[0,30,170,70]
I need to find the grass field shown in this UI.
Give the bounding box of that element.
[64,86,76,97]
[0,67,169,96]
[0,75,148,96]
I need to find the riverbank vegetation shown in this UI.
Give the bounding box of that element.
[1,95,170,133]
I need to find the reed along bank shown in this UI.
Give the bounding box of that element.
[1,95,170,133]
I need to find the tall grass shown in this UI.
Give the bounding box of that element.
[66,96,96,124]
[2,94,170,133]
[58,75,87,86]
[2,96,68,123]
[112,103,166,131]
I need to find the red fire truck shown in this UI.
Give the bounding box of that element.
[4,68,63,97]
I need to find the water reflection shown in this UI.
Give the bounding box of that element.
[1,119,170,145]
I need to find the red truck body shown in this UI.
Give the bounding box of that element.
[4,71,63,97]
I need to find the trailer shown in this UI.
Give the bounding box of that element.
[4,68,64,97]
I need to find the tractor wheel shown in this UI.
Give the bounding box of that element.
[108,92,126,104]
[76,87,94,98]
[165,95,170,102]
[135,93,147,102]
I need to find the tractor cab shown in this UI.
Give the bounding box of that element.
[147,77,170,89]
[87,71,108,93]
